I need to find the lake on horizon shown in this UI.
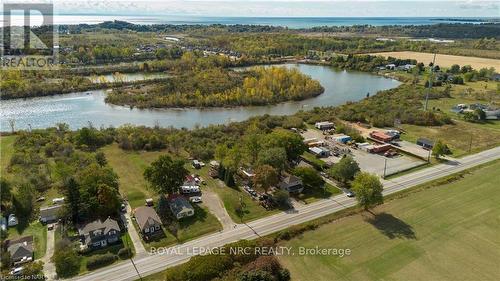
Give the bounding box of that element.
[3,15,495,28]
[0,64,401,131]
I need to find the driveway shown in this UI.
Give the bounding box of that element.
[201,190,235,231]
[41,225,56,280]
[121,204,148,258]
[69,146,500,281]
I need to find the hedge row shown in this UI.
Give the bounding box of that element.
[86,253,118,270]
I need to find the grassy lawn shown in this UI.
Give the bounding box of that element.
[103,145,223,248]
[400,80,500,157]
[293,182,341,204]
[0,135,16,180]
[102,144,166,208]
[7,222,47,259]
[209,184,276,223]
[401,120,500,157]
[301,152,328,170]
[189,165,277,223]
[137,204,222,250]
[78,233,134,274]
[279,160,500,281]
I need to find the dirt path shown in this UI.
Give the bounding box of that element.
[121,204,148,258]
[41,225,56,280]
[201,190,235,231]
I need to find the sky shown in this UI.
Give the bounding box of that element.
[0,0,498,18]
[40,0,500,17]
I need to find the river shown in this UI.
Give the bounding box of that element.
[0,64,400,131]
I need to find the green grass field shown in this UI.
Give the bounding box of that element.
[278,160,500,281]
[0,135,15,180]
[401,120,500,157]
[102,144,165,208]
[400,80,500,157]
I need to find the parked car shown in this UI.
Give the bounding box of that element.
[36,196,45,202]
[8,214,18,227]
[47,224,54,230]
[346,191,355,198]
[189,196,202,203]
[120,203,127,212]
[10,267,23,276]
[384,149,398,157]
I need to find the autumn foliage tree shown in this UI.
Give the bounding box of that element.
[253,165,279,193]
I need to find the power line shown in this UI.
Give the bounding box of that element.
[424,53,437,111]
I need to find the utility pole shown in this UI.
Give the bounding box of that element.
[469,134,473,153]
[383,158,387,179]
[424,53,437,111]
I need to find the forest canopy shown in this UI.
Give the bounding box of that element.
[105,66,324,108]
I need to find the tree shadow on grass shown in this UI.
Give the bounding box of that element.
[365,212,416,240]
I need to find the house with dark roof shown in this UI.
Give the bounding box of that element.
[134,206,163,237]
[279,175,304,193]
[39,205,63,223]
[416,138,435,149]
[169,196,195,220]
[78,218,120,249]
[6,236,33,266]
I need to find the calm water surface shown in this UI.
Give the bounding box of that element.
[0,64,400,131]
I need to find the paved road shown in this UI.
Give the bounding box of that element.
[71,146,500,281]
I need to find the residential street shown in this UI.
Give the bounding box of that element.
[71,146,500,281]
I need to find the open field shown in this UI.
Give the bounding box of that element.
[401,120,500,157]
[0,135,15,180]
[279,160,500,281]
[369,51,500,70]
[102,144,165,208]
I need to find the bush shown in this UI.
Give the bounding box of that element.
[165,254,233,281]
[53,240,80,278]
[86,253,117,270]
[292,167,324,188]
[118,247,133,259]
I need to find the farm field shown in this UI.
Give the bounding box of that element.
[368,51,500,69]
[279,160,500,281]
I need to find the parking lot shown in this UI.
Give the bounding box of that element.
[392,139,431,159]
[302,129,426,177]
